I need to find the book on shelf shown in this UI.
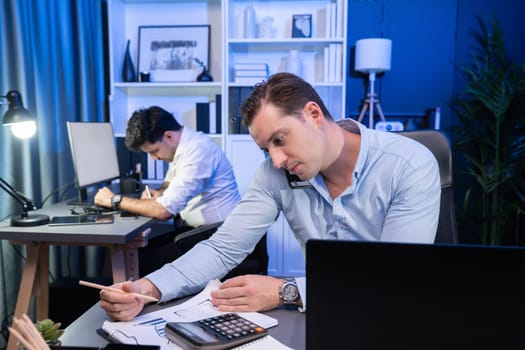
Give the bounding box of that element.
[234,69,269,77]
[336,0,344,37]
[233,62,269,71]
[323,0,343,38]
[209,101,216,134]
[234,76,266,85]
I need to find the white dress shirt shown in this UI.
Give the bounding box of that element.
[156,127,240,227]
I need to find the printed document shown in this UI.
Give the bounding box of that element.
[101,279,290,350]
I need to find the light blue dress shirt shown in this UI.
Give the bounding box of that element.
[156,127,240,227]
[147,119,440,304]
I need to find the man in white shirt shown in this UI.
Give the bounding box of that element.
[98,73,440,321]
[94,106,241,274]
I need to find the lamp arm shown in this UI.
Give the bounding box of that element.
[0,176,36,215]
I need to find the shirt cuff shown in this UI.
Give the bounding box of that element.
[296,276,306,312]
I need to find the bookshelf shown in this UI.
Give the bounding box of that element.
[106,0,347,276]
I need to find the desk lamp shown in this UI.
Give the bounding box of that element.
[355,38,392,129]
[1,90,50,226]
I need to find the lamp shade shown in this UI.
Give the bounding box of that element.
[355,38,392,73]
[2,90,37,139]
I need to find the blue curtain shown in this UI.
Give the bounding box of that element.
[0,0,106,344]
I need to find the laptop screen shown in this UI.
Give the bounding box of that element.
[306,240,525,350]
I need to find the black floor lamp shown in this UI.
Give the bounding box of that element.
[1,90,50,226]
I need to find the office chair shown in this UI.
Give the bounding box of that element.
[174,222,269,280]
[398,130,459,244]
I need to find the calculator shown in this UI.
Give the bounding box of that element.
[164,313,268,350]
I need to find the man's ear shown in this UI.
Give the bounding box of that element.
[164,130,176,143]
[304,101,324,125]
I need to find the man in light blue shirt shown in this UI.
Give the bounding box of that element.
[99,73,440,321]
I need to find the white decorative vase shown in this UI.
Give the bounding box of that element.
[285,50,303,77]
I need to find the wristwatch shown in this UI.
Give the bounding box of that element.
[111,194,123,210]
[279,278,300,306]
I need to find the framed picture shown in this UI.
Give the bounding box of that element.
[292,14,312,38]
[138,25,210,82]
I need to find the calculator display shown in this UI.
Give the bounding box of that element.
[172,322,217,342]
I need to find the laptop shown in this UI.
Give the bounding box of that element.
[306,240,525,350]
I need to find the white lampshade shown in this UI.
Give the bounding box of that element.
[355,38,392,73]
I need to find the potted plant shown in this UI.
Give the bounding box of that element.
[452,16,525,245]
[35,318,64,346]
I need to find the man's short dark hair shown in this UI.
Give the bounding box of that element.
[240,72,333,128]
[125,106,182,151]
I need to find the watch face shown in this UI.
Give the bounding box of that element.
[283,283,299,302]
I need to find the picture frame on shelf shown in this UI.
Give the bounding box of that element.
[292,14,312,38]
[137,25,210,82]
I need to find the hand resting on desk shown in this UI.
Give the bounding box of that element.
[210,274,283,312]
[99,275,296,321]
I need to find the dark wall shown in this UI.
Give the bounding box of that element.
[345,0,525,135]
[452,0,525,96]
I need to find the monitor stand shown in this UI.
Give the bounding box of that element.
[66,188,90,206]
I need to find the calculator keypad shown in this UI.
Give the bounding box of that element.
[198,313,266,340]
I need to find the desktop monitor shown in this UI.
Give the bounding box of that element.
[66,121,120,201]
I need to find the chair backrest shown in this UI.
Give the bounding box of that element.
[398,130,459,244]
[174,222,269,278]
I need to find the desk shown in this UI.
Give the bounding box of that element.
[0,201,155,350]
[60,299,306,349]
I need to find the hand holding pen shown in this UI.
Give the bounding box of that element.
[95,278,162,321]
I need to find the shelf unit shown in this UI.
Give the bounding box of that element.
[106,0,347,277]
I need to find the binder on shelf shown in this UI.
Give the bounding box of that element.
[228,87,252,134]
[196,102,210,133]
[239,87,252,134]
[229,88,241,134]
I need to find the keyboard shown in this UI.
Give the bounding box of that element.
[67,201,116,214]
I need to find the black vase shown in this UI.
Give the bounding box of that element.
[197,67,213,82]
[122,40,137,82]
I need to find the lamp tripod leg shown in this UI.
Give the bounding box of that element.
[357,101,368,123]
[376,102,386,122]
